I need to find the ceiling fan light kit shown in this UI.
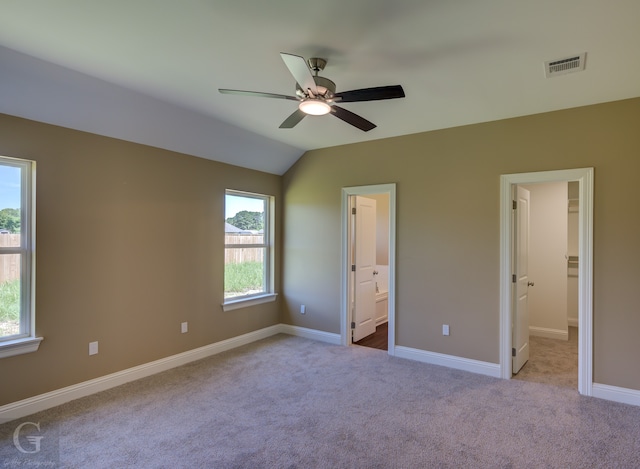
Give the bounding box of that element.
[219,52,405,131]
[299,99,331,115]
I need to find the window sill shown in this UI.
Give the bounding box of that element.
[0,336,44,359]
[222,293,278,312]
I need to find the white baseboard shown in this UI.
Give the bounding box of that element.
[529,326,568,340]
[6,324,636,424]
[568,317,578,328]
[278,324,341,345]
[592,383,640,407]
[394,345,501,378]
[0,324,282,424]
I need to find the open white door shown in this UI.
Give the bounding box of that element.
[352,196,377,342]
[513,185,531,374]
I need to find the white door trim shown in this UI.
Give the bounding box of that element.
[341,184,396,354]
[499,168,594,395]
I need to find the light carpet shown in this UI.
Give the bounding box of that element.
[512,326,579,389]
[1,334,639,468]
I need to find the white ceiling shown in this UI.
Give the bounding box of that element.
[1,0,639,175]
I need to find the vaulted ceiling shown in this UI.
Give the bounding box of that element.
[1,1,639,174]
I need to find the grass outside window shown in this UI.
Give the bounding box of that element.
[224,261,264,298]
[0,279,20,337]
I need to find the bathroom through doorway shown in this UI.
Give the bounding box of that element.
[341,183,396,355]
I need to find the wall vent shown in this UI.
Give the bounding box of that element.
[544,53,586,78]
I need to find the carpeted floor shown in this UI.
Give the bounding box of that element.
[513,326,578,389]
[1,332,638,468]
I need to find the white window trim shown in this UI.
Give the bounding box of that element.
[222,293,277,312]
[222,190,276,310]
[0,156,41,358]
[0,336,43,358]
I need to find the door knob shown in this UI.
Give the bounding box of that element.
[527,281,535,287]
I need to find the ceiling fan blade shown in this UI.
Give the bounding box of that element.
[218,89,299,101]
[331,106,376,132]
[279,109,306,129]
[280,53,318,95]
[334,85,405,103]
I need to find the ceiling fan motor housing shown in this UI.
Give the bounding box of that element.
[296,76,336,99]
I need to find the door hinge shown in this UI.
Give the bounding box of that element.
[351,265,356,272]
[512,274,516,283]
[512,347,516,357]
[351,322,356,329]
[512,200,517,210]
[352,207,356,215]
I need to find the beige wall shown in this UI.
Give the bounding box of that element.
[282,97,640,391]
[0,114,282,406]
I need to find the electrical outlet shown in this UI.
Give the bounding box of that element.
[89,341,99,355]
[181,322,188,333]
[300,305,306,314]
[442,325,450,336]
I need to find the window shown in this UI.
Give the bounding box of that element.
[0,156,40,358]
[223,190,276,310]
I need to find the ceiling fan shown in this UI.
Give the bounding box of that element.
[219,53,405,132]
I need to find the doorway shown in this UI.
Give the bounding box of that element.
[511,181,579,388]
[340,184,396,355]
[500,168,593,396]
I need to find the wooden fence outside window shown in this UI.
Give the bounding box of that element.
[225,234,264,264]
[0,234,20,284]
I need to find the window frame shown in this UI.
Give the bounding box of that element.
[0,155,41,358]
[222,190,276,311]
